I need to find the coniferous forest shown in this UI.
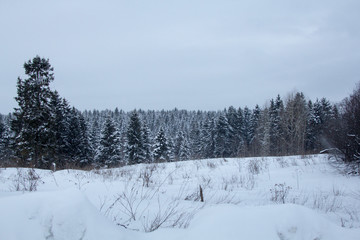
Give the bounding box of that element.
[0,56,359,169]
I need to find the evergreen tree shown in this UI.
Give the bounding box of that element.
[78,114,92,166]
[189,120,202,159]
[0,116,12,164]
[64,108,83,165]
[241,107,252,155]
[199,118,216,159]
[305,98,333,153]
[179,136,191,161]
[214,115,231,158]
[97,116,122,167]
[269,95,285,155]
[153,128,170,162]
[174,131,191,161]
[141,121,153,163]
[167,137,175,162]
[89,119,101,162]
[49,91,72,167]
[126,111,144,165]
[226,106,242,156]
[11,56,55,168]
[248,105,261,156]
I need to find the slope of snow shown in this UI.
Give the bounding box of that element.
[177,204,360,240]
[0,154,359,240]
[0,189,128,240]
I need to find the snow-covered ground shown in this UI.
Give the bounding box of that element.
[0,154,360,240]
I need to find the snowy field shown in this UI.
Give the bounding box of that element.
[0,154,360,240]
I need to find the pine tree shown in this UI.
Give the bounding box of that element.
[269,95,285,155]
[78,114,92,166]
[226,106,242,156]
[178,134,191,161]
[248,105,261,156]
[97,116,122,167]
[199,117,216,158]
[11,56,55,168]
[0,116,12,164]
[49,91,72,167]
[126,111,144,165]
[214,115,231,158]
[241,107,252,155]
[89,119,101,162]
[153,128,170,162]
[64,108,83,165]
[189,120,202,159]
[174,131,191,161]
[141,121,153,163]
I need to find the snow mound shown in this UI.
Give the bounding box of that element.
[174,204,360,240]
[0,189,359,240]
[0,189,124,240]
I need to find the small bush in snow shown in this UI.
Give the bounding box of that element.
[276,157,289,168]
[10,168,42,192]
[139,164,157,187]
[72,173,89,190]
[270,183,291,204]
[248,159,261,175]
[312,192,342,213]
[206,161,216,169]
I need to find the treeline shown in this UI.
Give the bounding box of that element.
[0,56,359,169]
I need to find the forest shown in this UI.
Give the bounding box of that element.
[0,56,359,169]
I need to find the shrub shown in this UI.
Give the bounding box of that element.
[270,183,291,204]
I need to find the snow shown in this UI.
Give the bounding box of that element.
[0,154,360,240]
[167,204,360,240]
[0,189,126,240]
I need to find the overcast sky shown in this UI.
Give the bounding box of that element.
[1,0,359,114]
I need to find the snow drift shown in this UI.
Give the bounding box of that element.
[0,189,124,240]
[172,204,360,240]
[0,189,359,240]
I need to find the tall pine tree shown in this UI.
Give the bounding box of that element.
[153,128,170,162]
[97,116,122,167]
[126,111,144,165]
[11,56,55,168]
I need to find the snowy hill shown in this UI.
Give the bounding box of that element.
[0,154,359,240]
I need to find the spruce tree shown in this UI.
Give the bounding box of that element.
[226,106,242,156]
[141,121,153,163]
[98,116,122,167]
[64,108,83,165]
[89,119,101,162]
[174,131,186,161]
[126,111,144,165]
[0,117,12,164]
[189,120,202,159]
[78,114,92,166]
[153,128,169,162]
[269,95,285,155]
[199,118,216,159]
[49,91,72,167]
[241,107,252,155]
[214,115,231,158]
[11,56,55,168]
[178,133,191,161]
